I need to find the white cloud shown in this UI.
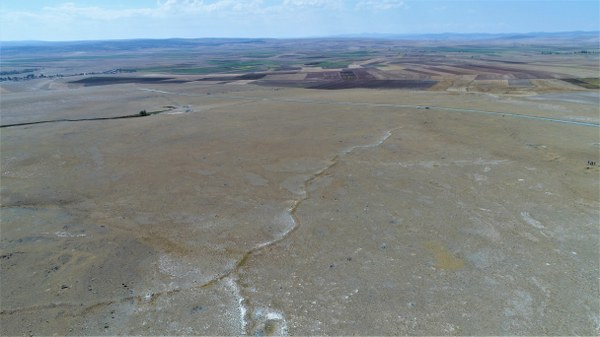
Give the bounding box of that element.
[31,0,270,21]
[0,0,393,40]
[1,0,349,24]
[0,0,272,40]
[356,0,404,11]
[41,2,160,20]
[176,0,267,13]
[283,0,340,8]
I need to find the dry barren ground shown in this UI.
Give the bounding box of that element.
[1,77,599,335]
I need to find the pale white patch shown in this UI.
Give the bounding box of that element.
[54,231,86,238]
[280,174,310,196]
[254,202,298,250]
[245,172,269,187]
[252,307,289,336]
[224,277,247,334]
[474,174,488,182]
[342,128,400,154]
[520,211,545,229]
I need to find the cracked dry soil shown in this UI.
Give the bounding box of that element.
[1,83,599,335]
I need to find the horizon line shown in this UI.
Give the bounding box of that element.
[1,30,599,44]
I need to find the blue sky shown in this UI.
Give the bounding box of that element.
[0,0,598,41]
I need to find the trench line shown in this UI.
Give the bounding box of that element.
[220,125,402,334]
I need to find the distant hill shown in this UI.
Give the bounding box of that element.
[0,38,268,56]
[2,31,598,46]
[1,32,597,57]
[331,31,599,41]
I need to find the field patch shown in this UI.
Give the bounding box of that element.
[508,79,533,88]
[561,78,600,89]
[69,77,187,86]
[309,79,437,90]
